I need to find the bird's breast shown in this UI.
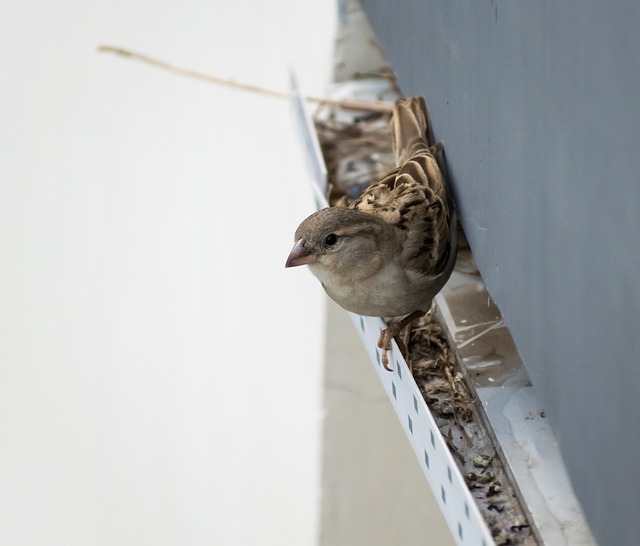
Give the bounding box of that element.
[313,261,437,318]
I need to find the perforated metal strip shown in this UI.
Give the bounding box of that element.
[350,314,495,546]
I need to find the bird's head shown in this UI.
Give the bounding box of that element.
[285,207,392,282]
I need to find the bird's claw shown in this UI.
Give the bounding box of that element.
[377,310,425,372]
[378,325,403,371]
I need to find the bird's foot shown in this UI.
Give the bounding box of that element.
[377,310,424,371]
[377,327,399,371]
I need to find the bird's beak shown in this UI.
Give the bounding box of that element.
[285,239,317,268]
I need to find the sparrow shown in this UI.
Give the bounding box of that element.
[286,96,457,371]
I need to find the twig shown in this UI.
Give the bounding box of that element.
[444,364,459,396]
[97,45,394,113]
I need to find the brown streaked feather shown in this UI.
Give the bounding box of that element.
[392,96,436,163]
[348,96,454,278]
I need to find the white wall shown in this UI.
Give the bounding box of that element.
[0,2,335,544]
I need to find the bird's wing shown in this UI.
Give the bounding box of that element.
[349,96,454,278]
[348,152,453,278]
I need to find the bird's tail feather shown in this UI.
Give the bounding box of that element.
[391,96,436,165]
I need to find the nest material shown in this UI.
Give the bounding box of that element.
[314,112,395,206]
[409,316,533,545]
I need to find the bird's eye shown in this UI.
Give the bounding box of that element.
[324,233,338,246]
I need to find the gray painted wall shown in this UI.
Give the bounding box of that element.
[359,1,640,544]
